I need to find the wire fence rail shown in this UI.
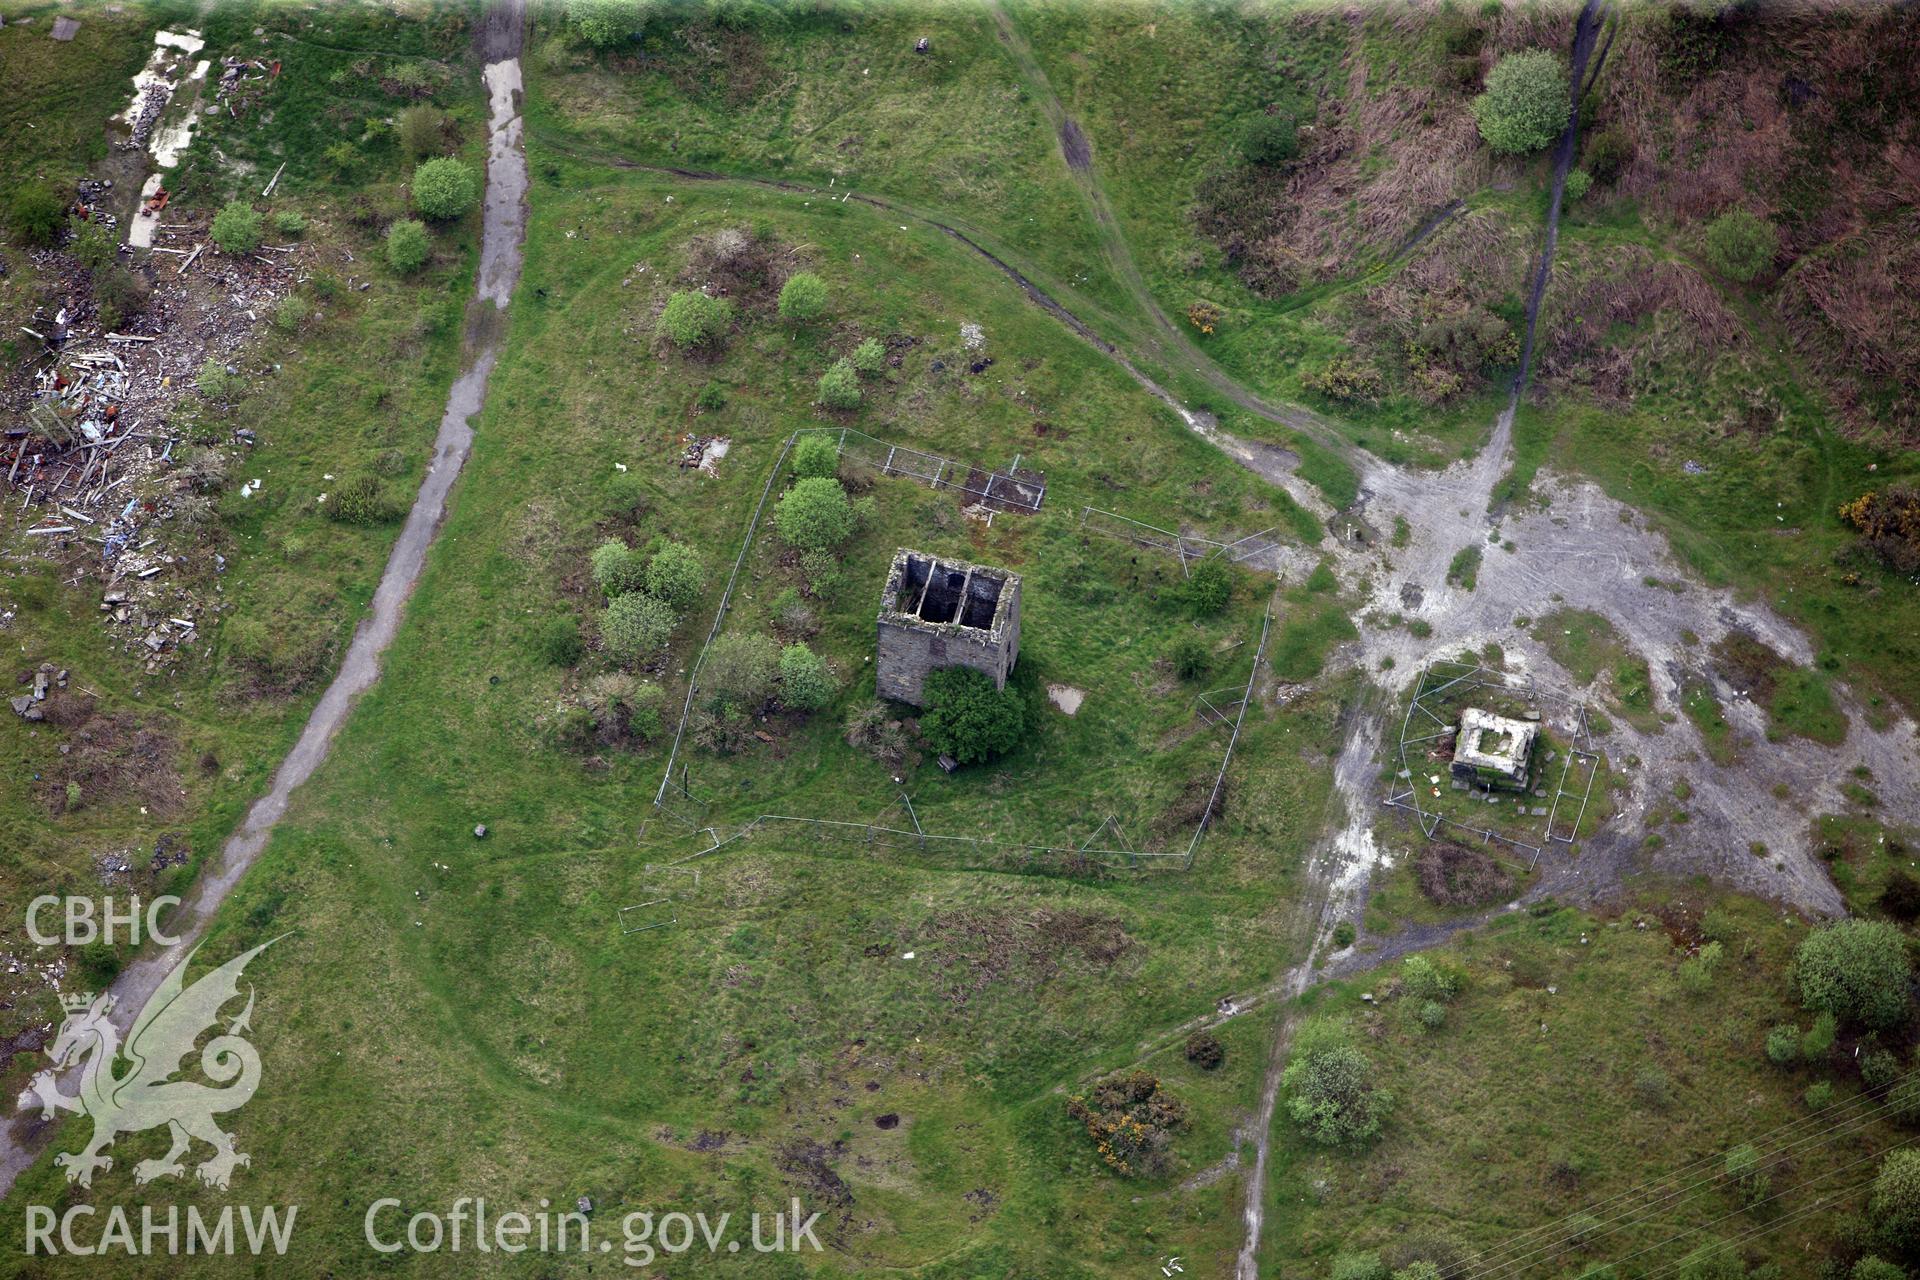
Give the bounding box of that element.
[644,432,1282,903]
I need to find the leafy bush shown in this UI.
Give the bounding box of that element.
[1795,919,1912,1031]
[1184,1030,1225,1070]
[1472,50,1570,155]
[701,632,779,716]
[1241,113,1298,167]
[1303,355,1384,404]
[920,666,1027,765]
[799,547,842,596]
[327,474,389,526]
[1171,634,1212,681]
[1585,126,1633,184]
[1401,954,1460,1003]
[67,217,117,271]
[1765,1025,1800,1067]
[5,182,66,248]
[1805,1080,1835,1111]
[1726,1143,1770,1206]
[1065,1071,1188,1178]
[603,593,678,665]
[772,587,817,638]
[535,615,583,667]
[1563,168,1592,202]
[1283,1034,1393,1147]
[791,434,839,480]
[1634,1066,1673,1110]
[850,337,887,377]
[387,219,431,274]
[211,201,264,254]
[273,210,307,237]
[1331,1252,1390,1280]
[845,700,911,768]
[1185,559,1232,617]
[1873,1150,1920,1253]
[570,0,656,45]
[1801,1011,1838,1061]
[1332,920,1357,949]
[1702,209,1777,282]
[412,157,478,221]
[1853,1259,1906,1280]
[695,382,727,412]
[778,643,834,711]
[625,681,666,740]
[590,538,648,597]
[777,270,827,321]
[94,266,150,331]
[196,359,235,400]
[645,542,706,611]
[272,294,312,333]
[601,471,652,521]
[1678,940,1724,995]
[818,359,862,410]
[1416,1000,1447,1031]
[1891,1075,1920,1125]
[397,106,453,160]
[659,291,734,349]
[773,477,858,551]
[1864,1050,1902,1093]
[1838,487,1920,576]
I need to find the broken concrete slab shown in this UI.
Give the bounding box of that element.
[51,17,80,41]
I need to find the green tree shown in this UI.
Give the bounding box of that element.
[645,542,706,610]
[659,291,734,349]
[818,358,862,409]
[590,538,648,597]
[1854,1258,1907,1280]
[791,434,839,480]
[386,219,430,274]
[1472,50,1571,155]
[603,593,677,664]
[701,632,779,716]
[1241,113,1298,167]
[850,337,887,377]
[919,667,1027,764]
[1702,209,1778,282]
[773,477,858,552]
[211,201,264,254]
[1873,1150,1920,1253]
[777,271,828,322]
[1185,559,1232,617]
[1283,1040,1392,1147]
[1794,919,1912,1031]
[778,643,834,711]
[411,157,478,221]
[1764,1024,1800,1068]
[5,182,66,248]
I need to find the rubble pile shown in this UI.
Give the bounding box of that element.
[128,79,173,147]
[6,227,302,672]
[8,663,66,723]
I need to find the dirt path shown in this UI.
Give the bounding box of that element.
[0,0,530,1201]
[985,4,1360,469]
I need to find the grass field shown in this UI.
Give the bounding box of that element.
[1267,894,1909,1279]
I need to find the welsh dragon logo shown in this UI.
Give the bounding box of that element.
[16,939,279,1190]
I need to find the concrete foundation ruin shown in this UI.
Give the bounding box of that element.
[1450,707,1537,791]
[876,549,1021,707]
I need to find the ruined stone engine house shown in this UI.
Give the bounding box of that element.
[876,549,1021,708]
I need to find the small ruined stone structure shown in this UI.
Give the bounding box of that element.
[876,549,1021,707]
[1450,707,1537,790]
